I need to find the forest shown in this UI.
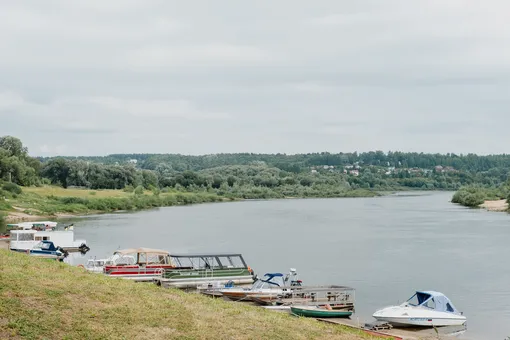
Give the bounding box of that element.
[2,135,510,205]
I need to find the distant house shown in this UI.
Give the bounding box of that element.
[349,170,359,176]
[128,159,138,164]
[311,169,318,174]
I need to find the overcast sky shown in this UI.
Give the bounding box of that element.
[1,1,509,156]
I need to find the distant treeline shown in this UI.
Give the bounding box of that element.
[38,151,510,173]
[2,136,510,199]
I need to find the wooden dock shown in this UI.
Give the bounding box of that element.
[315,317,467,340]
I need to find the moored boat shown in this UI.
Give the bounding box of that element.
[7,221,58,231]
[84,258,108,273]
[9,226,89,253]
[155,253,255,289]
[103,248,175,282]
[254,285,355,312]
[290,305,353,318]
[220,269,300,302]
[372,291,467,327]
[28,240,67,261]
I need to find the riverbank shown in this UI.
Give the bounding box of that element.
[480,199,509,212]
[0,186,229,222]
[451,186,509,212]
[0,250,378,340]
[1,185,380,222]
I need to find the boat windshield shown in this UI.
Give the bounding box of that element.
[33,241,51,250]
[88,260,105,267]
[251,274,285,290]
[109,254,136,266]
[406,292,432,307]
[251,280,276,290]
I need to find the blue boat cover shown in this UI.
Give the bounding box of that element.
[263,273,283,277]
[262,273,284,286]
[409,291,461,314]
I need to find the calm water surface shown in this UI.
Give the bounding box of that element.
[64,191,510,340]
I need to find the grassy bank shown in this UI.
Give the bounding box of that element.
[0,250,380,340]
[0,185,379,221]
[0,186,228,221]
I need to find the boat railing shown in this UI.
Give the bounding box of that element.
[257,285,355,307]
[160,267,251,280]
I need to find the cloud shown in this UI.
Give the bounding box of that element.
[0,1,510,156]
[122,44,272,70]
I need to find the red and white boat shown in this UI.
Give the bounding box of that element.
[102,248,176,282]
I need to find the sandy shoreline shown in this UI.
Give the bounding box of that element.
[480,199,509,212]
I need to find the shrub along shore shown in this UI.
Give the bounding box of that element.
[451,185,510,211]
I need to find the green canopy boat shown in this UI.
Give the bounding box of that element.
[290,305,353,318]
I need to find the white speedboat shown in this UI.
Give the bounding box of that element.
[84,258,108,273]
[220,268,301,301]
[373,291,466,327]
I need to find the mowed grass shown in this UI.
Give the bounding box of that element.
[22,186,129,198]
[0,251,383,340]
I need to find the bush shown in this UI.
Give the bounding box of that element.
[58,197,89,205]
[2,183,22,195]
[452,187,486,207]
[123,185,135,193]
[134,185,144,196]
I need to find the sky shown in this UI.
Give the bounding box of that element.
[1,1,509,156]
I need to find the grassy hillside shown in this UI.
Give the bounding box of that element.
[0,250,381,340]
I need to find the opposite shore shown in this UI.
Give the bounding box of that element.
[2,186,508,226]
[1,185,381,224]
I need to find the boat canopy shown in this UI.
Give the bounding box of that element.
[169,253,248,269]
[7,221,57,230]
[115,248,169,256]
[406,291,460,314]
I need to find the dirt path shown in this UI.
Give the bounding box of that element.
[0,239,9,250]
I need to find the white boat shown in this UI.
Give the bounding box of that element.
[373,291,467,327]
[103,248,173,282]
[84,258,108,273]
[220,269,300,301]
[9,228,89,253]
[7,221,58,230]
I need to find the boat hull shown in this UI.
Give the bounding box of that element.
[372,316,466,327]
[373,306,467,327]
[290,306,353,318]
[157,275,254,289]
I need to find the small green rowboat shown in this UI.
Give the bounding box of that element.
[290,305,353,318]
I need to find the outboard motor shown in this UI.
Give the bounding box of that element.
[79,243,90,254]
[56,246,69,258]
[286,268,301,286]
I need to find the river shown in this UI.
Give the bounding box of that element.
[63,191,510,340]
